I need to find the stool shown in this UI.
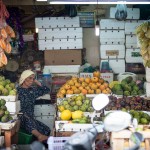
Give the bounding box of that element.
[18,129,33,144]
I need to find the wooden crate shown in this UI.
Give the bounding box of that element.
[111,125,150,150]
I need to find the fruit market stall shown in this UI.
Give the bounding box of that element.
[50,68,150,149]
[0,75,20,147]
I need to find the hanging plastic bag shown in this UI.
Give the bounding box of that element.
[115,4,127,21]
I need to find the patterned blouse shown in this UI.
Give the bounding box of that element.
[17,85,50,117]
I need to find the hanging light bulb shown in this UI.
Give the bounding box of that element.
[95,0,99,36]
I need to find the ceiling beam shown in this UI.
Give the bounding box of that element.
[3,0,48,6]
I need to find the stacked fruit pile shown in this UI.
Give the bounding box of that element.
[0,76,16,96]
[106,95,150,111]
[60,110,91,124]
[111,76,145,96]
[0,99,13,123]
[58,94,94,112]
[129,110,150,125]
[57,71,111,98]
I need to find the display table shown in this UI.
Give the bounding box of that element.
[1,120,20,148]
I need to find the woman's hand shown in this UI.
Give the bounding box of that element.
[34,79,42,87]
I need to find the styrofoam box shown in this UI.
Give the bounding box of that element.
[34,104,56,116]
[100,45,125,59]
[100,59,125,74]
[0,121,16,130]
[100,30,125,45]
[110,7,140,20]
[44,65,80,74]
[0,96,17,102]
[35,17,80,28]
[35,115,55,129]
[100,19,125,30]
[126,35,138,48]
[125,20,145,34]
[38,39,83,50]
[126,49,143,63]
[38,28,83,40]
[55,121,104,132]
[6,101,20,113]
[101,73,114,83]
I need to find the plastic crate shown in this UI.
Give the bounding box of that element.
[18,129,33,144]
[47,136,70,150]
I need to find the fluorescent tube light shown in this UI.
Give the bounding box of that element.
[48,0,150,4]
[36,28,39,33]
[36,0,47,1]
[95,20,99,36]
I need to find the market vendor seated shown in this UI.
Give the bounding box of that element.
[17,70,51,142]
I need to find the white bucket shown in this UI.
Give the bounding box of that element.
[146,67,150,82]
[117,72,137,82]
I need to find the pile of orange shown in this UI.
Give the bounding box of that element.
[57,71,111,98]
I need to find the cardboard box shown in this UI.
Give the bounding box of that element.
[44,50,82,65]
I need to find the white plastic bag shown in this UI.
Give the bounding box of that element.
[115,4,127,21]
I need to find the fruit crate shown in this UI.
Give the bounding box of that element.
[111,125,150,150]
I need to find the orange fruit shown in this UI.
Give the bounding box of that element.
[75,82,81,88]
[79,86,84,91]
[99,78,104,84]
[81,89,87,95]
[96,89,101,94]
[60,89,66,95]
[79,77,84,83]
[90,83,98,90]
[71,86,77,90]
[96,82,101,87]
[103,82,109,88]
[93,71,101,78]
[64,84,71,90]
[100,84,105,91]
[85,77,91,84]
[91,77,99,83]
[102,89,108,94]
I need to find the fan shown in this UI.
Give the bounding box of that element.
[21,50,37,63]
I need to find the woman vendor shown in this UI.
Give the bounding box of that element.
[17,70,51,142]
